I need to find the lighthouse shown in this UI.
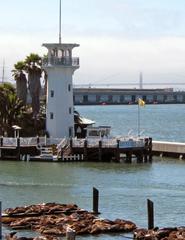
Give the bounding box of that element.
[42,1,79,138]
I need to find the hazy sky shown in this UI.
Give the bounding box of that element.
[1,0,185,85]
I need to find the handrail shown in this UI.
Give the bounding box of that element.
[0,137,146,148]
[71,137,145,149]
[43,57,79,67]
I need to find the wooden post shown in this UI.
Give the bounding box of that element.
[144,138,148,163]
[93,187,99,214]
[0,201,2,240]
[116,140,120,162]
[36,135,40,145]
[147,199,154,229]
[98,140,102,161]
[66,226,76,240]
[0,137,3,160]
[137,152,143,163]
[148,138,153,162]
[17,137,21,161]
[0,137,3,147]
[144,153,148,163]
[70,138,73,148]
[125,152,132,163]
[83,140,88,161]
[61,149,64,161]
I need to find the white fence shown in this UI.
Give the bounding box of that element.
[72,137,145,149]
[0,137,146,149]
[2,138,17,147]
[1,137,63,147]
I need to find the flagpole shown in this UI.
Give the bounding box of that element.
[138,103,140,137]
[59,0,62,44]
[137,98,145,137]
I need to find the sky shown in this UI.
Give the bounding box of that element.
[1,0,185,87]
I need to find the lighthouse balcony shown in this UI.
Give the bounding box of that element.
[43,57,80,67]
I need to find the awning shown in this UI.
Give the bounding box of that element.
[78,116,95,125]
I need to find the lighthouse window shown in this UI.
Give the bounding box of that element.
[50,90,54,98]
[68,84,71,92]
[50,112,54,119]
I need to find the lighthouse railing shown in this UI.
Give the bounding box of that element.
[42,57,79,67]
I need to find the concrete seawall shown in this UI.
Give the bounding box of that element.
[152,141,185,158]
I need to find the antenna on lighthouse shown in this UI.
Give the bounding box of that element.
[59,0,62,44]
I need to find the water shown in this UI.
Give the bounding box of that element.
[2,104,185,239]
[76,104,185,142]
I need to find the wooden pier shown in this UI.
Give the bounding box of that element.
[67,137,152,163]
[0,136,152,163]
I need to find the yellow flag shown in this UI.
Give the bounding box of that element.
[138,98,145,107]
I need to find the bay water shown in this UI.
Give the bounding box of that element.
[1,104,185,239]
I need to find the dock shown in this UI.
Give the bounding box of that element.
[0,136,152,163]
[152,140,185,159]
[67,137,152,163]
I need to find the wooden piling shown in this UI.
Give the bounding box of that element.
[93,187,99,214]
[147,199,154,229]
[0,137,3,147]
[36,136,40,145]
[70,138,73,148]
[0,137,3,160]
[83,140,88,161]
[61,149,64,160]
[144,138,148,163]
[98,141,102,161]
[137,152,143,163]
[66,226,76,240]
[17,137,21,161]
[0,201,2,240]
[125,152,132,163]
[148,138,153,162]
[116,140,120,162]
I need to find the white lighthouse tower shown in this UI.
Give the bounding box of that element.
[42,1,79,138]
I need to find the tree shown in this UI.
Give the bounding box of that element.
[0,83,25,136]
[25,53,42,118]
[12,61,27,105]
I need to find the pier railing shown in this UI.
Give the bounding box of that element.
[43,57,79,67]
[0,137,63,147]
[2,138,17,147]
[71,137,145,149]
[0,137,145,149]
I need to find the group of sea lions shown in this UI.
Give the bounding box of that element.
[134,227,185,240]
[3,202,136,239]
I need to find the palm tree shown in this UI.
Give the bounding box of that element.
[12,61,27,105]
[0,83,25,136]
[24,53,42,118]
